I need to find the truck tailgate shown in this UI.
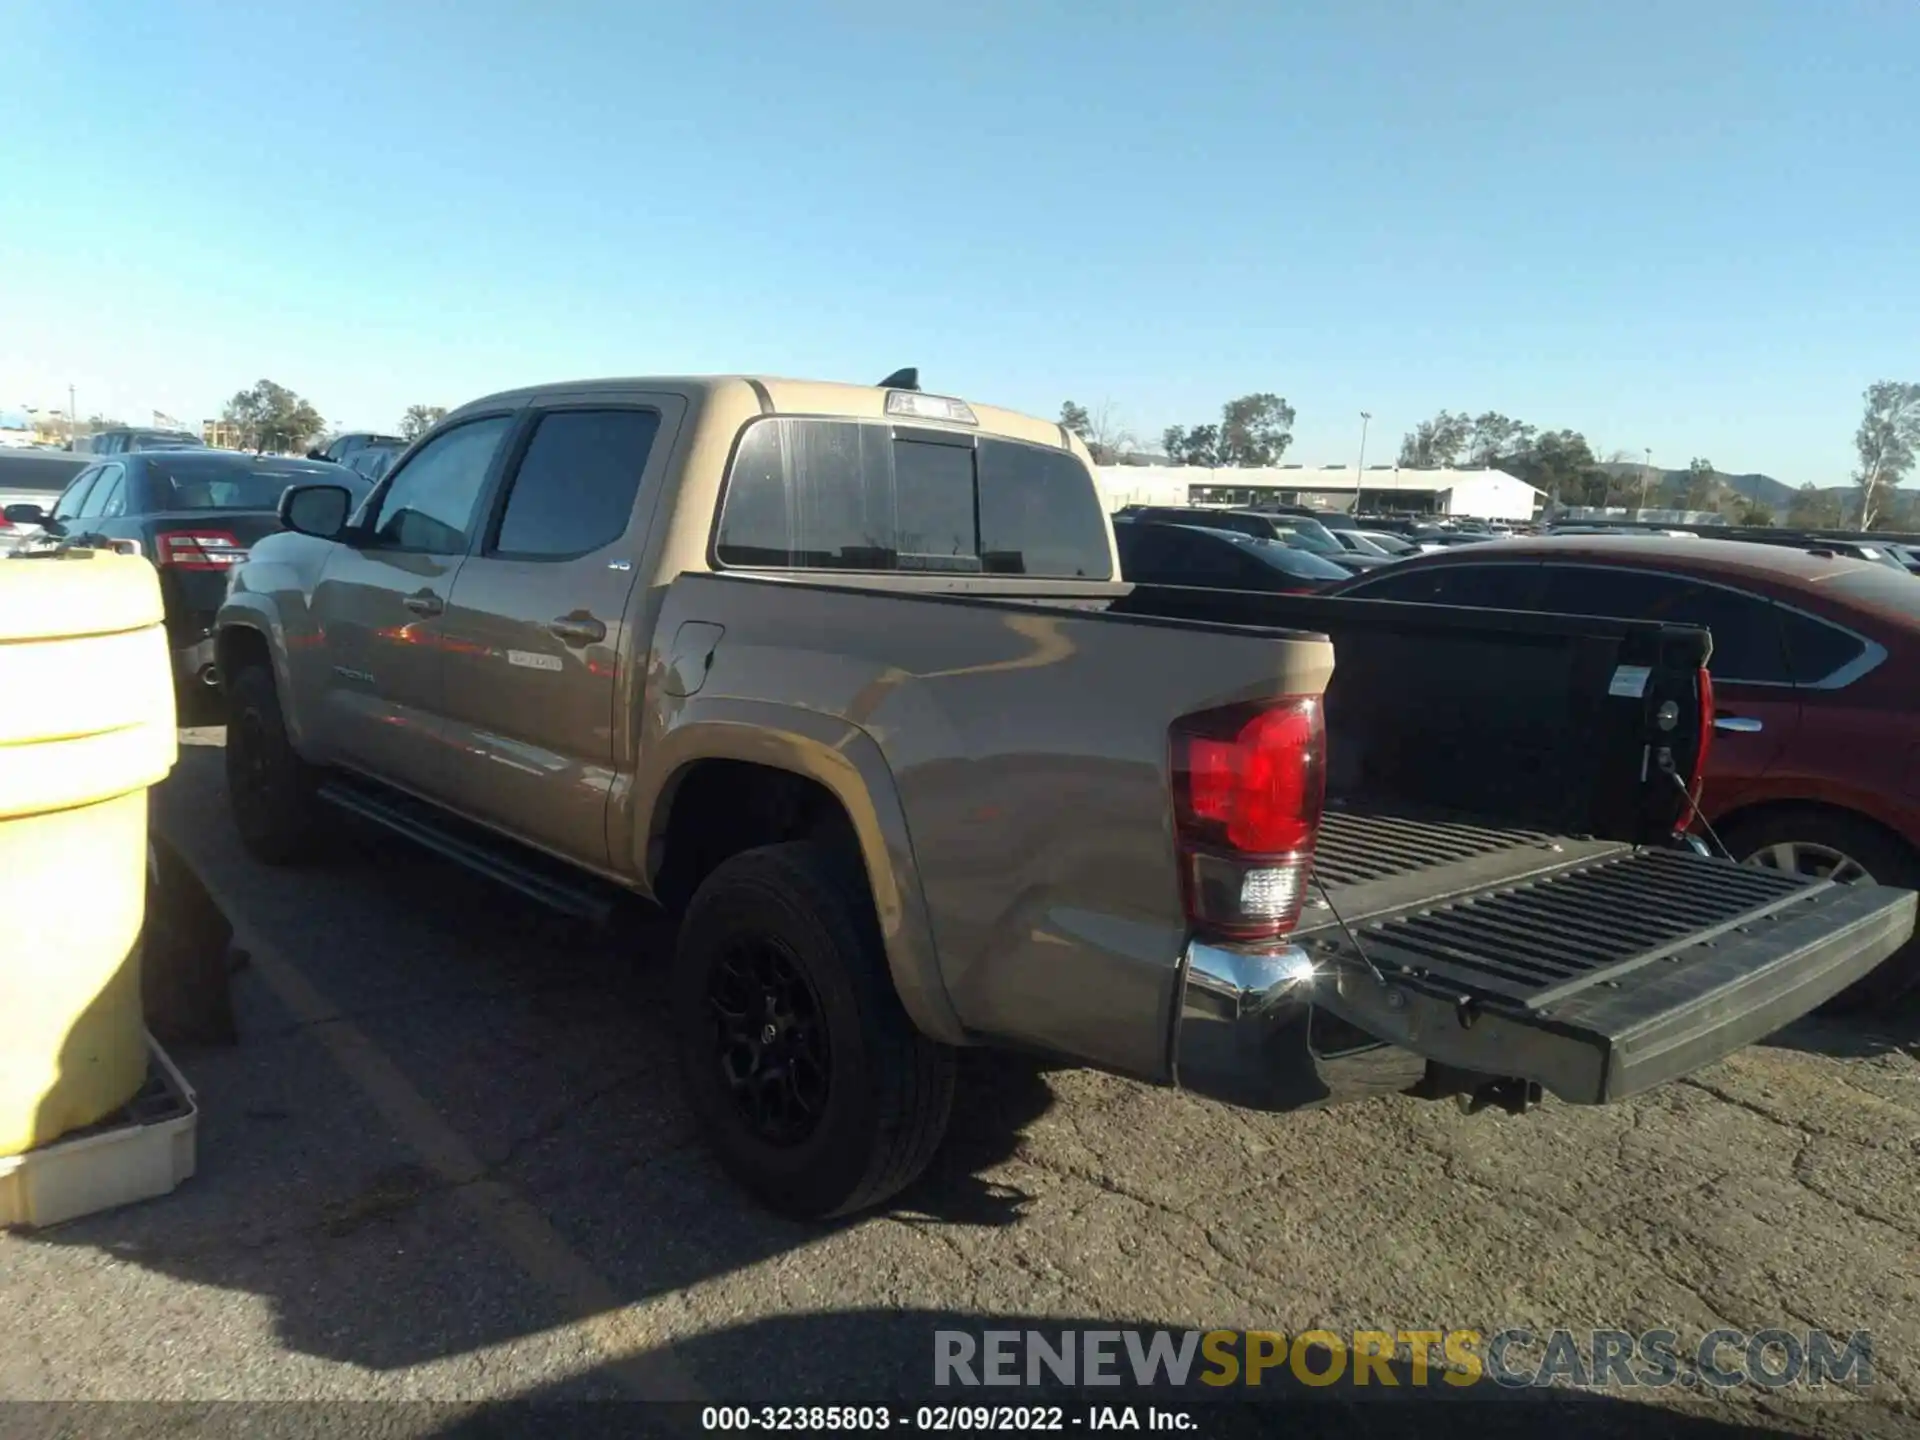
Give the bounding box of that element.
[1303,830,1916,1103]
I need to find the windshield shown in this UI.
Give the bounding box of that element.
[0,409,31,432]
[1267,518,1344,554]
[1236,536,1355,580]
[1336,531,1390,556]
[1357,531,1415,555]
[147,456,369,509]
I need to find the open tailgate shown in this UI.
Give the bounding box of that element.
[1307,845,1916,1103]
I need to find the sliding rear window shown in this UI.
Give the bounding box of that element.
[715,417,1113,579]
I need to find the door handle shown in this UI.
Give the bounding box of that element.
[402,590,444,617]
[1714,714,1763,734]
[548,613,607,646]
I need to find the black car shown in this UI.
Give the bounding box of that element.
[76,427,206,456]
[1323,521,1417,557]
[1113,518,1355,592]
[312,431,405,464]
[1115,505,1392,574]
[4,450,370,705]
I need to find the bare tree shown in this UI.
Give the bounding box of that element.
[1853,380,1920,530]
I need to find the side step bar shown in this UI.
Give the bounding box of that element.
[315,777,629,928]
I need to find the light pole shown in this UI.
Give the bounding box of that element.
[1356,412,1371,513]
[1638,448,1653,515]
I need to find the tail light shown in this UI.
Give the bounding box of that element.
[157,529,247,571]
[1688,666,1714,820]
[1170,696,1326,941]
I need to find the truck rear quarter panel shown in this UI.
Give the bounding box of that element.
[636,572,1333,1083]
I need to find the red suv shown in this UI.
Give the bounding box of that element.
[1334,535,1920,1009]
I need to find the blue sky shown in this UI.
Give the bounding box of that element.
[2,0,1914,486]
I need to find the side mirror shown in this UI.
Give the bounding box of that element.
[3,502,48,526]
[279,483,354,540]
[305,448,328,461]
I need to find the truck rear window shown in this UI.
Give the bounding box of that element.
[716,418,1113,579]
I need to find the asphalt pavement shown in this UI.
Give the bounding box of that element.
[1,726,1917,1437]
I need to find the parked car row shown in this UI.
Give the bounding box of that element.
[4,449,371,714]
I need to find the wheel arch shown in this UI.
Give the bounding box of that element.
[1714,797,1920,873]
[634,699,966,1045]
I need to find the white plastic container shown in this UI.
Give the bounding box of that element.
[0,1036,197,1228]
[0,552,178,1156]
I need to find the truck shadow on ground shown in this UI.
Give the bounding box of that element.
[1760,990,1920,1061]
[421,1309,1826,1440]
[16,743,1077,1381]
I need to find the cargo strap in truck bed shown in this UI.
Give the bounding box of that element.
[1297,810,1916,1104]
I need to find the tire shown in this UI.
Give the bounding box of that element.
[672,840,956,1219]
[224,663,322,866]
[1719,807,1920,1014]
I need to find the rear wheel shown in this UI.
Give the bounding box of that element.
[671,840,955,1218]
[224,664,321,865]
[1720,808,1920,1014]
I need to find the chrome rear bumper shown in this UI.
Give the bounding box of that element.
[1170,941,1317,1108]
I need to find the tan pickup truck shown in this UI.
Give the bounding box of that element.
[216,374,1916,1217]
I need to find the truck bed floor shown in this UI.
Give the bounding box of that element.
[1303,803,1626,928]
[1298,803,1819,1008]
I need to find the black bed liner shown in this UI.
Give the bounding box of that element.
[1297,807,1917,1104]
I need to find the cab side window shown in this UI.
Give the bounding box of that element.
[84,464,128,519]
[367,417,514,555]
[51,468,102,520]
[490,409,660,559]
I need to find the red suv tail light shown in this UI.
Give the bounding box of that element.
[156,529,247,571]
[1170,696,1326,941]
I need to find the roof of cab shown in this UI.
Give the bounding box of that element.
[448,375,1084,457]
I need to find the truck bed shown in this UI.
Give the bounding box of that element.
[660,570,1915,1104]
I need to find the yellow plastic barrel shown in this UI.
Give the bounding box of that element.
[0,552,178,1157]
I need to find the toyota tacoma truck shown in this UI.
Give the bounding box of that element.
[215,373,1917,1218]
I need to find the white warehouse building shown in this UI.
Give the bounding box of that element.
[1094,464,1545,523]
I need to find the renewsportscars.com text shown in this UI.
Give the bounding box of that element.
[933,1327,1873,1392]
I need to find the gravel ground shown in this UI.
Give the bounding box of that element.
[1,728,1916,1437]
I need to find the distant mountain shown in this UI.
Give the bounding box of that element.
[1594,462,1796,509]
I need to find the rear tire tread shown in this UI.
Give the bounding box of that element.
[675,840,955,1219]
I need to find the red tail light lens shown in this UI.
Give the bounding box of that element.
[157,530,247,571]
[1171,697,1326,941]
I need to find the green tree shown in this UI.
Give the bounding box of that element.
[1059,401,1092,440]
[1162,422,1221,467]
[222,380,324,454]
[1466,412,1536,468]
[400,404,448,440]
[1853,380,1920,530]
[1738,499,1775,526]
[1164,393,1295,468]
[1683,457,1719,511]
[1511,429,1606,507]
[1786,483,1844,529]
[1397,410,1471,469]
